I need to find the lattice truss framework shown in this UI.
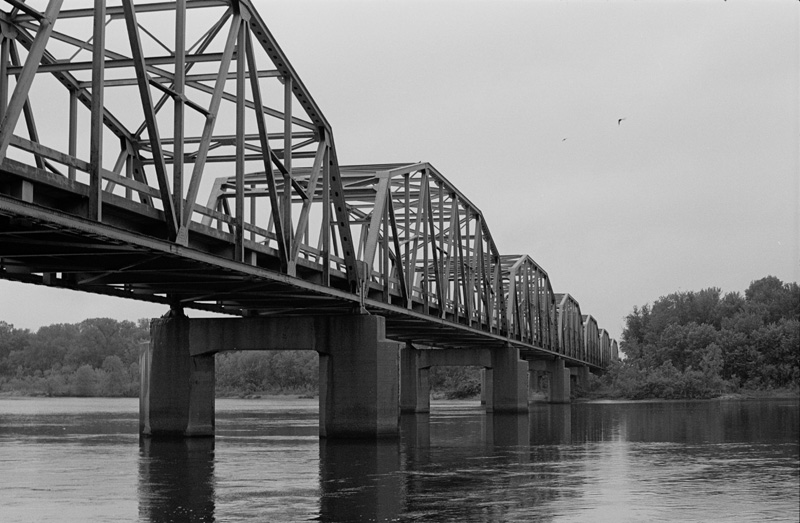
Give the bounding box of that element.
[556,293,584,362]
[211,162,519,335]
[0,0,617,364]
[0,0,360,288]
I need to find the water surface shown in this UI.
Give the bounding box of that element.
[0,397,797,522]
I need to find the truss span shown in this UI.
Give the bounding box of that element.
[0,0,616,369]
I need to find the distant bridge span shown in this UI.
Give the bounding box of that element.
[0,1,617,437]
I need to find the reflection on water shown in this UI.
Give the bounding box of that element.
[138,438,215,522]
[0,397,797,522]
[319,439,402,521]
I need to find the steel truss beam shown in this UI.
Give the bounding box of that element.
[0,1,616,368]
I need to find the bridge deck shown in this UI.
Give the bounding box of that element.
[0,188,534,355]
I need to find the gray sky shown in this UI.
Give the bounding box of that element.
[1,0,798,343]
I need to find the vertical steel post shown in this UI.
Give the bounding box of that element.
[89,0,105,221]
[321,142,330,286]
[0,36,8,122]
[234,19,245,262]
[282,76,293,254]
[173,0,186,221]
[68,89,77,181]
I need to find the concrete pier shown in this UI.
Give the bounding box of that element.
[400,344,430,413]
[527,360,548,402]
[547,357,571,404]
[139,309,215,437]
[482,368,493,408]
[490,345,528,413]
[318,315,399,438]
[577,365,590,390]
[140,313,400,439]
[139,307,584,438]
[398,344,528,413]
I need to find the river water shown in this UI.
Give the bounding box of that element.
[0,397,797,522]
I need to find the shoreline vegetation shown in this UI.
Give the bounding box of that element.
[1,276,797,401]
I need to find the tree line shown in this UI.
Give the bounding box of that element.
[600,275,799,399]
[0,318,148,397]
[0,315,467,398]
[0,317,324,397]
[2,275,796,399]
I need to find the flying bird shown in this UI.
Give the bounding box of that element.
[618,118,626,125]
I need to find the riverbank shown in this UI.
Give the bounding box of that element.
[577,386,799,402]
[3,384,797,401]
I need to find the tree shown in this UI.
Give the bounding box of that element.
[745,276,800,325]
[71,318,147,369]
[615,277,800,397]
[72,364,97,396]
[99,355,128,396]
[0,322,31,374]
[14,323,79,372]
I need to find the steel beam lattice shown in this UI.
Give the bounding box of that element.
[0,0,617,369]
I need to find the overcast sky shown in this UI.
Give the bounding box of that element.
[1,0,798,343]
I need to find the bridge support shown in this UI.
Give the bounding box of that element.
[166,314,400,439]
[399,345,527,413]
[490,345,528,413]
[527,360,548,401]
[318,315,399,438]
[399,346,499,412]
[481,368,493,407]
[547,358,571,404]
[400,344,430,413]
[577,365,590,390]
[140,309,215,437]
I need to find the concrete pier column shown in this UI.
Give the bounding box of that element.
[569,367,579,389]
[400,344,430,413]
[528,360,547,402]
[140,309,215,437]
[490,345,528,413]
[319,315,400,438]
[577,365,590,390]
[482,368,494,408]
[547,358,570,404]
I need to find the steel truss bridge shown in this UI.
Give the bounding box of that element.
[0,0,617,370]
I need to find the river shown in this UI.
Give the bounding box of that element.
[0,396,797,522]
